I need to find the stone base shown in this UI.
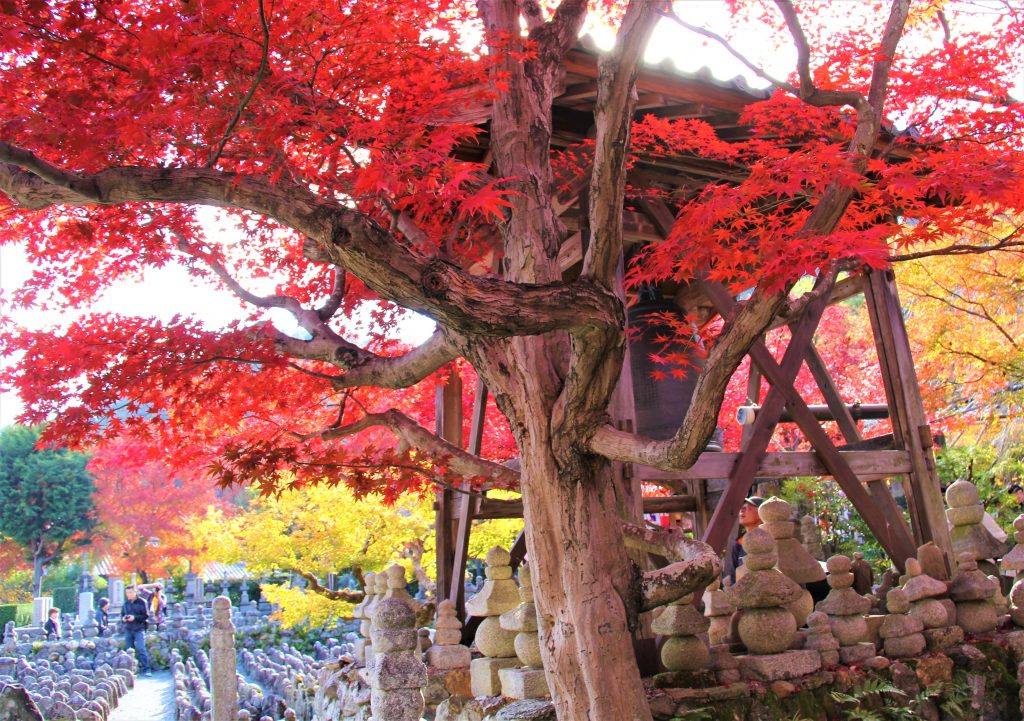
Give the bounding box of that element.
[924,626,964,651]
[864,615,885,646]
[650,669,717,689]
[470,656,519,697]
[839,643,875,665]
[499,667,549,700]
[429,644,472,670]
[738,650,821,682]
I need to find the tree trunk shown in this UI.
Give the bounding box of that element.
[477,334,652,721]
[520,437,651,721]
[32,554,44,599]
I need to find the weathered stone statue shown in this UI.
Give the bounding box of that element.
[498,562,549,699]
[369,597,426,721]
[902,557,963,651]
[1001,516,1024,573]
[880,588,925,658]
[949,552,998,635]
[804,612,840,667]
[703,579,735,646]
[816,555,873,664]
[465,547,520,696]
[729,527,802,655]
[800,515,826,561]
[945,479,1008,561]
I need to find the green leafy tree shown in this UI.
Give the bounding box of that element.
[0,425,96,596]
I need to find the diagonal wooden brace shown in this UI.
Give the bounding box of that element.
[701,281,917,569]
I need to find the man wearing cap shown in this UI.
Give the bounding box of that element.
[724,496,765,584]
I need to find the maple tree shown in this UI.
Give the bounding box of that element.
[1,1,1023,718]
[0,425,96,597]
[88,434,223,581]
[895,234,1024,444]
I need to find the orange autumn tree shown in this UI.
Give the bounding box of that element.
[2,1,1024,718]
[89,435,224,581]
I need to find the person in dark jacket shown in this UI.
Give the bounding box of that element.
[121,586,151,675]
[97,597,110,636]
[43,607,61,640]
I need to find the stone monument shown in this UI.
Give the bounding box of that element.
[879,588,925,658]
[945,479,1008,562]
[703,579,735,646]
[465,547,520,696]
[800,515,826,561]
[369,597,426,721]
[816,555,874,664]
[498,562,549,699]
[804,612,840,667]
[427,600,471,670]
[949,552,998,635]
[902,557,963,651]
[210,596,239,721]
[652,591,710,676]
[1001,516,1024,573]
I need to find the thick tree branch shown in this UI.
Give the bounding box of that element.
[273,329,458,389]
[622,522,720,613]
[0,149,620,337]
[308,409,520,486]
[297,571,363,603]
[316,268,347,321]
[890,224,1024,261]
[588,285,789,470]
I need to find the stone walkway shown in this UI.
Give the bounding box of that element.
[109,671,176,721]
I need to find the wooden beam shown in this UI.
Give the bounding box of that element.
[803,346,863,442]
[864,270,953,561]
[632,449,913,480]
[448,379,487,617]
[702,273,836,554]
[475,494,699,520]
[434,374,463,607]
[701,282,917,568]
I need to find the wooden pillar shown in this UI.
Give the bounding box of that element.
[448,379,486,619]
[434,373,463,607]
[864,269,953,563]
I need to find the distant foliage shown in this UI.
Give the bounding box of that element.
[0,425,96,593]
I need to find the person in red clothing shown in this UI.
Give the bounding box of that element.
[723,496,765,584]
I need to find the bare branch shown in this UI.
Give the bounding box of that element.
[206,0,271,167]
[662,9,795,93]
[774,0,870,111]
[272,328,458,389]
[308,409,520,486]
[890,224,1024,262]
[316,268,347,321]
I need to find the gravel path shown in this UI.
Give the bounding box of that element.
[109,670,176,721]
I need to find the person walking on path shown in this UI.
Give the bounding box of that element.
[122,586,152,675]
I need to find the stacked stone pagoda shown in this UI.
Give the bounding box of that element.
[352,571,378,665]
[902,557,963,651]
[879,588,926,658]
[728,527,821,682]
[427,600,471,671]
[368,597,426,721]
[816,555,874,665]
[758,497,824,626]
[729,527,801,654]
[1002,516,1024,574]
[804,612,840,667]
[703,580,735,646]
[949,552,998,635]
[652,592,709,676]
[945,480,1008,563]
[497,562,548,699]
[464,547,520,696]
[383,565,417,612]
